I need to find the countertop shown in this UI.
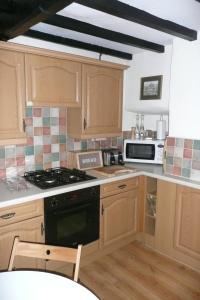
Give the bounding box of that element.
[1,163,200,208]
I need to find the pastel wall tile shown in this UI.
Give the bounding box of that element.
[192,160,200,170]
[43,136,51,145]
[33,117,43,127]
[184,139,193,149]
[0,148,5,159]
[42,107,50,117]
[59,135,66,144]
[43,117,50,126]
[167,146,174,156]
[25,146,34,156]
[43,145,51,153]
[43,127,50,135]
[34,136,43,145]
[34,127,43,136]
[175,138,184,147]
[50,117,59,126]
[50,108,59,117]
[174,157,182,167]
[0,159,5,169]
[167,137,175,146]
[16,156,25,166]
[183,148,192,159]
[174,147,183,158]
[43,153,52,163]
[52,144,59,153]
[173,166,181,176]
[181,168,191,178]
[52,153,59,161]
[193,140,200,150]
[51,125,59,135]
[5,146,16,158]
[52,161,60,168]
[26,106,32,117]
[33,108,42,117]
[182,158,192,169]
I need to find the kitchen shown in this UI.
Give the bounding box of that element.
[0,0,200,299]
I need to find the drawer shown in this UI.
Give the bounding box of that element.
[101,177,138,198]
[0,200,43,227]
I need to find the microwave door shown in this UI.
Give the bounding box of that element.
[126,143,155,160]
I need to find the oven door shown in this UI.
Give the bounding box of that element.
[125,142,155,161]
[45,200,99,248]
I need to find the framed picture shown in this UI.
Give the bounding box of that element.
[140,75,163,100]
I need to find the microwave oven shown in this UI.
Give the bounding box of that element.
[124,139,165,164]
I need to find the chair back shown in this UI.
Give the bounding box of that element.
[8,237,82,282]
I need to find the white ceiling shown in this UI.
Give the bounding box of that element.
[31,0,200,55]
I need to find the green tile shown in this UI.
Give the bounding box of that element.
[26,106,32,117]
[59,135,66,144]
[25,146,34,156]
[193,140,200,150]
[0,148,5,159]
[182,168,191,178]
[43,117,50,126]
[81,140,87,150]
[50,117,59,125]
[43,153,51,163]
[42,107,50,117]
[52,153,59,161]
[35,145,43,155]
[166,156,173,165]
[35,164,43,170]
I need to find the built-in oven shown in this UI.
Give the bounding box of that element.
[44,186,100,248]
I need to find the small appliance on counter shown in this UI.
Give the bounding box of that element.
[124,139,164,164]
[102,148,124,166]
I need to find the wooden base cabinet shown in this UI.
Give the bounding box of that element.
[155,180,200,272]
[0,200,44,271]
[0,48,26,144]
[100,178,139,248]
[67,64,123,138]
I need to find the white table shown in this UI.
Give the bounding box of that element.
[0,270,99,300]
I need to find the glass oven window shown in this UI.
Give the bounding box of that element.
[126,143,155,160]
[57,211,87,240]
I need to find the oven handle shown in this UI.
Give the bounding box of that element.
[52,202,93,216]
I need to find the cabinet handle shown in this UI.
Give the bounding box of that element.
[41,222,45,236]
[101,205,104,215]
[0,212,16,219]
[23,119,26,132]
[118,184,127,189]
[83,118,87,130]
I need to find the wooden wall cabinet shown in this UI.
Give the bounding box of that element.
[155,180,200,272]
[67,64,123,138]
[25,54,81,107]
[0,48,26,144]
[100,178,139,248]
[0,200,44,271]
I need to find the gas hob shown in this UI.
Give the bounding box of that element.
[24,167,96,189]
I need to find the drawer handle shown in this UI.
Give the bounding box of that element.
[118,184,127,189]
[0,212,16,219]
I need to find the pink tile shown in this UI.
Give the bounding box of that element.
[34,127,43,136]
[25,118,33,126]
[60,160,67,167]
[27,137,33,146]
[16,156,25,166]
[173,166,181,176]
[6,158,15,168]
[59,126,66,134]
[167,137,175,146]
[0,159,5,169]
[33,108,42,117]
[43,127,50,135]
[184,139,193,149]
[35,154,43,164]
[52,136,59,144]
[43,145,51,153]
[59,117,66,126]
[0,169,6,179]
[60,144,66,152]
[59,108,66,118]
[183,148,192,159]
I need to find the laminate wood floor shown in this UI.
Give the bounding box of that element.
[80,241,200,300]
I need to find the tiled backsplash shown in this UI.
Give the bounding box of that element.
[0,107,125,179]
[165,137,200,180]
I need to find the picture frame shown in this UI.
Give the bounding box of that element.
[140,75,163,100]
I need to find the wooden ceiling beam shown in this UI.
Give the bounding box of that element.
[23,29,133,60]
[1,0,74,40]
[75,0,197,41]
[44,15,165,53]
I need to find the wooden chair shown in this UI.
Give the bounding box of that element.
[8,236,82,282]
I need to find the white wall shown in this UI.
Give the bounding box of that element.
[123,45,172,131]
[169,36,200,139]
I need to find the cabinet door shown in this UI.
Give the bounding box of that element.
[82,64,123,135]
[0,216,44,271]
[26,54,81,107]
[155,181,200,272]
[101,189,138,248]
[174,186,200,261]
[0,49,26,142]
